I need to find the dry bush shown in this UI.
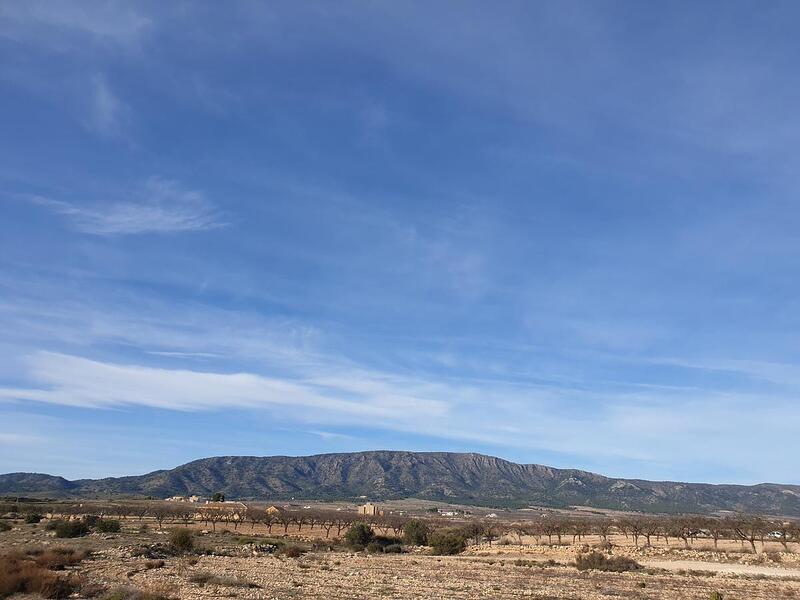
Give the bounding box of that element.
[79,581,108,598]
[0,521,11,532]
[188,572,260,588]
[32,547,89,570]
[766,551,783,563]
[168,528,194,554]
[103,586,174,600]
[593,540,613,552]
[0,553,80,599]
[575,551,641,572]
[280,544,306,558]
[144,560,165,570]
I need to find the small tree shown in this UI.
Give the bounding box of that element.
[429,530,467,555]
[211,492,225,502]
[345,522,374,549]
[403,519,429,546]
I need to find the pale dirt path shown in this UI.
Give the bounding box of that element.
[641,559,800,577]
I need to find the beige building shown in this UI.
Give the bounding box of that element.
[358,502,380,516]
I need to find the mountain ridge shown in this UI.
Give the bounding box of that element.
[3,451,800,516]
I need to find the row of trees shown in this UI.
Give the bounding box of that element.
[2,500,797,552]
[503,515,797,552]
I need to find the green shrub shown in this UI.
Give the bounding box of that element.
[344,522,374,548]
[0,521,11,532]
[575,551,640,572]
[383,543,403,553]
[709,593,723,600]
[366,542,383,553]
[429,530,467,555]
[97,519,121,533]
[45,520,61,531]
[402,520,429,546]
[82,515,101,527]
[25,514,43,524]
[54,520,89,539]
[168,528,194,554]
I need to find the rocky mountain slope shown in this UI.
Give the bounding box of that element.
[2,451,800,515]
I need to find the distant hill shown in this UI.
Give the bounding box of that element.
[2,451,800,516]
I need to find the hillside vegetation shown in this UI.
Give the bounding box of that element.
[2,451,800,515]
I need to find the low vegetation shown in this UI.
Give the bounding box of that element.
[97,519,122,533]
[0,548,88,599]
[345,522,375,549]
[51,519,90,539]
[189,572,260,589]
[575,551,641,572]
[104,586,174,600]
[429,530,468,555]
[403,519,429,545]
[2,497,799,599]
[168,528,194,554]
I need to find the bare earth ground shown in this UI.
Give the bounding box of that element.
[4,522,800,599]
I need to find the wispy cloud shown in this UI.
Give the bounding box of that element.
[30,177,224,235]
[3,346,799,484]
[0,352,449,423]
[0,1,151,45]
[86,75,126,136]
[0,432,42,446]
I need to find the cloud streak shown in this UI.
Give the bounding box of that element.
[30,177,223,235]
[0,352,449,422]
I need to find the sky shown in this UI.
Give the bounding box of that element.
[2,1,800,485]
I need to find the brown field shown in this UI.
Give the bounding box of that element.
[2,509,800,600]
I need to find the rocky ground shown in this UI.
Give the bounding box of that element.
[3,521,800,599]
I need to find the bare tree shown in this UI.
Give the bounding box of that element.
[730,516,767,554]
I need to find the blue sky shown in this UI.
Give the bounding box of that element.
[2,1,800,485]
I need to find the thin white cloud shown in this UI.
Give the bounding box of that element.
[307,430,354,441]
[146,351,223,359]
[86,75,126,136]
[0,1,151,45]
[3,349,796,480]
[0,352,449,422]
[0,432,42,445]
[30,177,223,235]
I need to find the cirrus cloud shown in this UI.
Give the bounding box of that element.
[29,177,224,235]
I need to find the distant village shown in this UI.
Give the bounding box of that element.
[164,495,499,519]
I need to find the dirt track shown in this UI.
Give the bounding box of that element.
[641,558,800,577]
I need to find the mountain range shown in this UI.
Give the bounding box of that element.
[2,451,800,516]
